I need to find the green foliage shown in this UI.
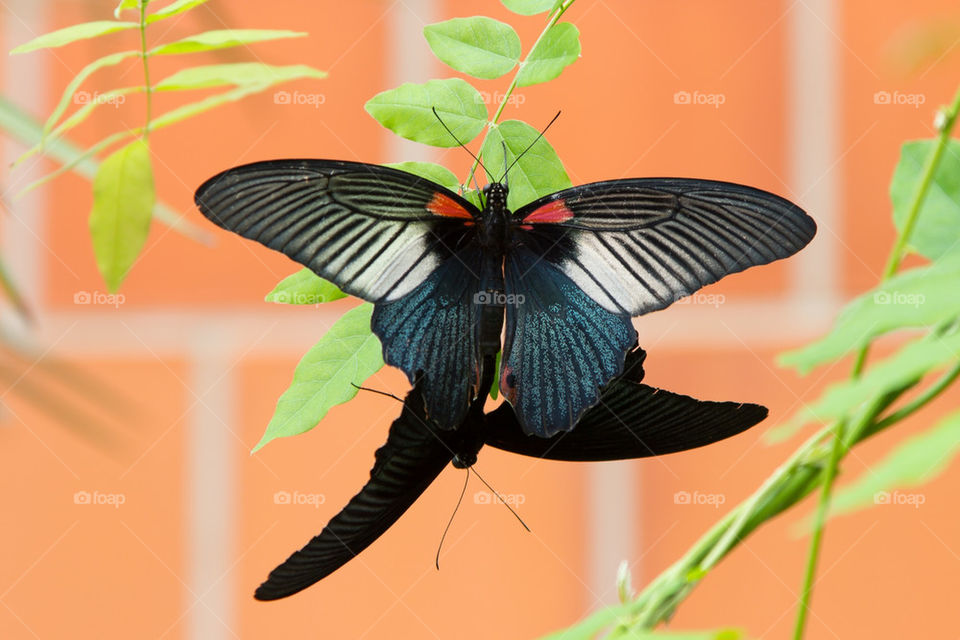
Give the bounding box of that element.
[366,78,488,147]
[253,304,384,451]
[266,270,347,305]
[815,409,960,522]
[891,140,960,260]
[501,0,562,16]
[516,22,581,87]
[481,119,571,209]
[5,0,324,291]
[424,17,521,79]
[89,139,155,291]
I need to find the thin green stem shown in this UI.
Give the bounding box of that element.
[868,361,960,437]
[792,84,960,640]
[138,1,152,138]
[464,0,574,187]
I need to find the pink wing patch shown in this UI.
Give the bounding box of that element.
[522,199,574,224]
[426,192,472,219]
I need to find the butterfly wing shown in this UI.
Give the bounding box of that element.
[510,178,816,316]
[255,388,453,600]
[372,243,485,427]
[195,159,480,302]
[485,347,767,460]
[500,247,637,437]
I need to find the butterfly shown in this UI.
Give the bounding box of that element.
[253,345,768,600]
[195,159,815,437]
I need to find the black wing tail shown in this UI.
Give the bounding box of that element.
[484,371,767,461]
[255,387,453,600]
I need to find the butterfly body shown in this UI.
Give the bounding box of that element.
[196,159,816,437]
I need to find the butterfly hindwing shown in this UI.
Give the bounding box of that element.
[511,178,816,316]
[255,386,453,601]
[372,244,485,428]
[194,159,479,302]
[485,347,768,460]
[501,248,637,437]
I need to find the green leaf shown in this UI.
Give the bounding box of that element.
[463,188,483,209]
[823,409,960,520]
[155,62,326,91]
[89,139,155,292]
[365,78,488,148]
[15,87,143,173]
[481,119,571,210]
[891,139,960,260]
[253,304,384,451]
[114,0,140,19]
[424,17,521,79]
[10,21,139,54]
[146,0,210,23]
[516,22,580,87]
[266,269,347,305]
[490,350,502,400]
[0,95,209,243]
[540,601,740,640]
[779,253,960,374]
[787,328,960,429]
[150,85,266,130]
[384,161,460,192]
[41,50,140,140]
[151,29,307,55]
[501,0,561,16]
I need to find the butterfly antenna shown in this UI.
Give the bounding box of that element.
[436,468,470,570]
[501,141,509,190]
[350,383,402,403]
[432,107,490,179]
[472,466,530,532]
[499,110,561,183]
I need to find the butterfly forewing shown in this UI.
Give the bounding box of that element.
[194,159,480,302]
[510,178,817,316]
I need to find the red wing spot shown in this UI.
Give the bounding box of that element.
[500,365,517,404]
[426,192,473,219]
[522,199,574,224]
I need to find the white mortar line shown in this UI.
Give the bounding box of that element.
[185,325,238,640]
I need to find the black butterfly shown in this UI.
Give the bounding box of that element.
[254,345,767,600]
[195,160,815,436]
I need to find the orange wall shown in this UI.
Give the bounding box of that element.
[2,1,959,639]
